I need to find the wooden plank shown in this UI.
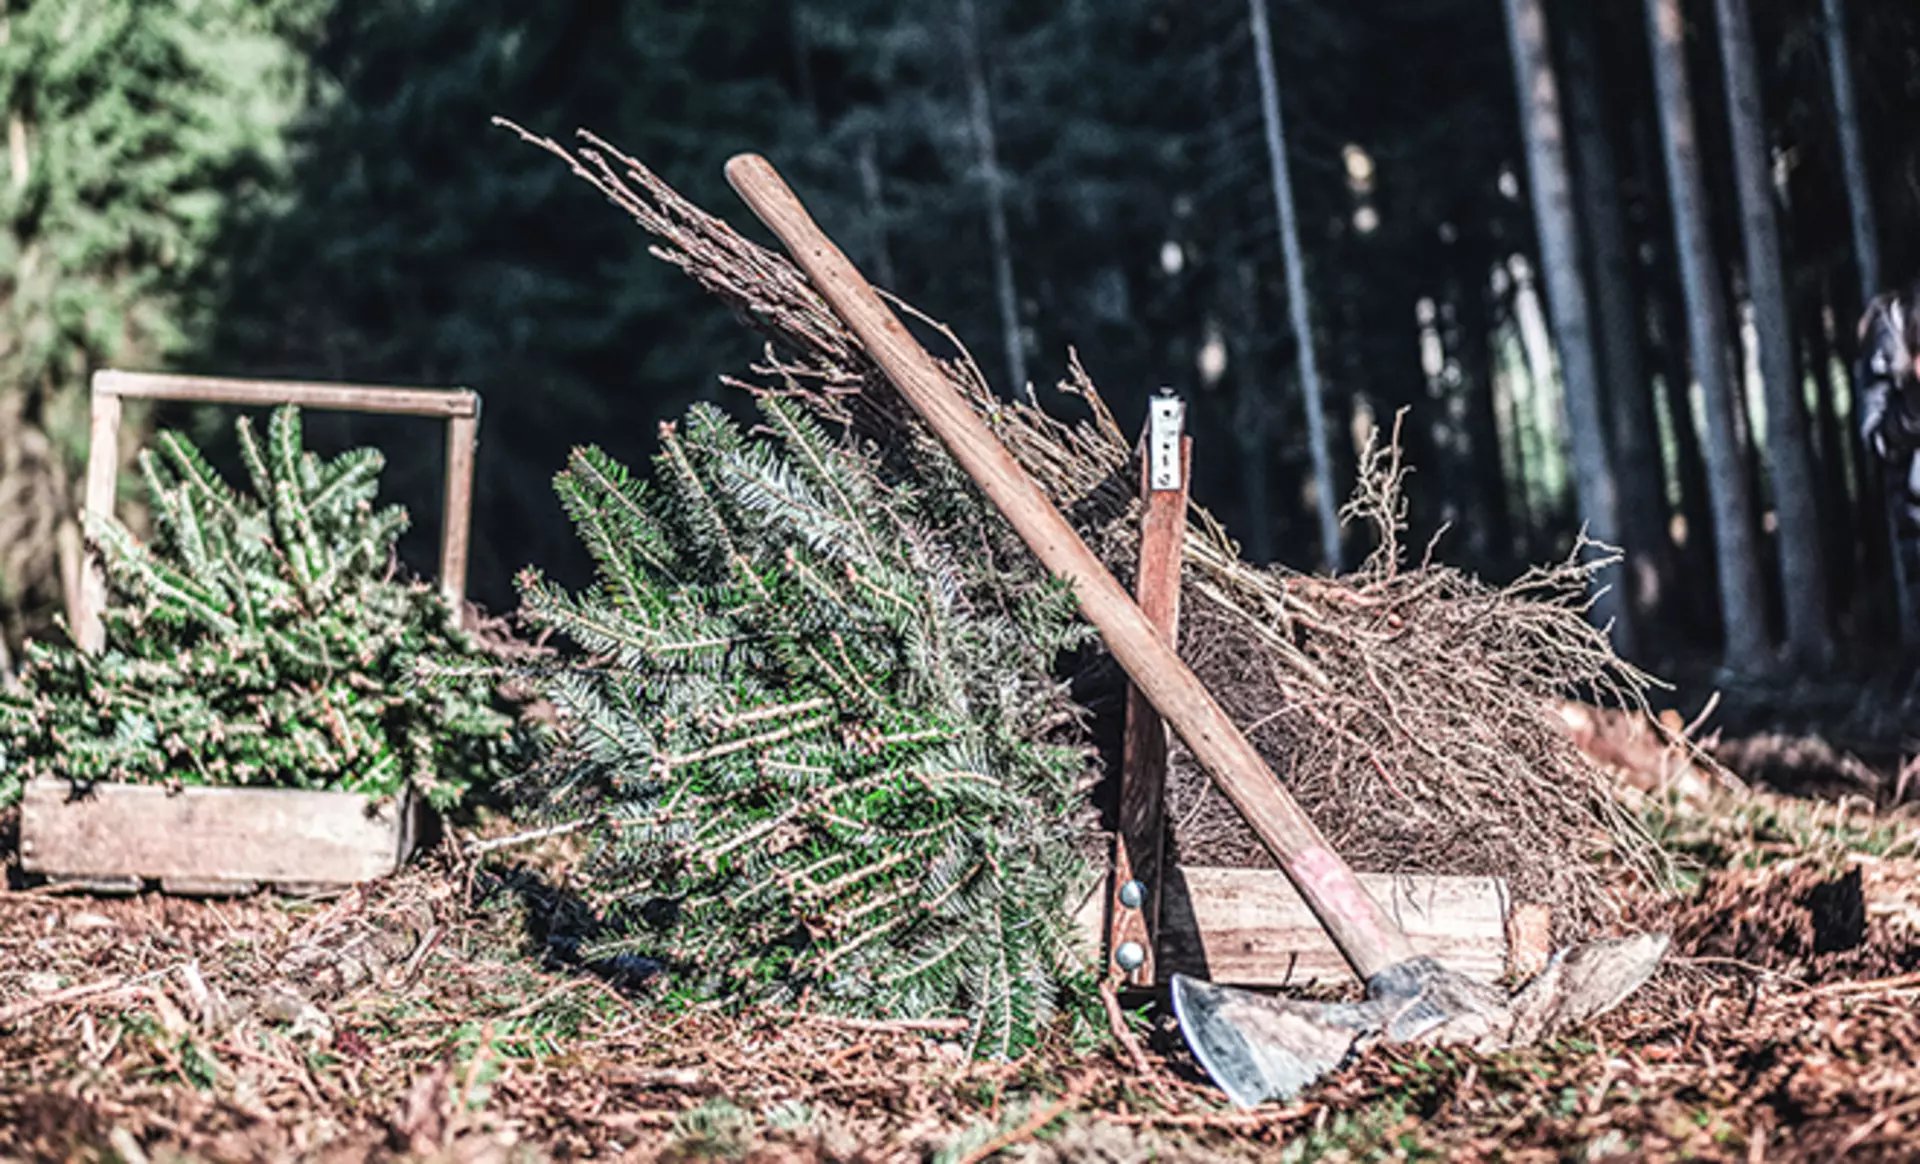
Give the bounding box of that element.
[94,370,478,418]
[77,392,122,654]
[1107,417,1190,986]
[19,778,416,887]
[1076,866,1511,987]
[439,413,479,610]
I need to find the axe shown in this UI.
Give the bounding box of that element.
[723,153,1667,1106]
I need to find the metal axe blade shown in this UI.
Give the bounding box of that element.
[1173,935,1671,1107]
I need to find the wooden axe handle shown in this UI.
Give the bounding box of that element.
[724,153,1418,980]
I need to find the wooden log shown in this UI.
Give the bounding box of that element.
[1077,866,1512,987]
[1107,408,1189,986]
[19,778,421,889]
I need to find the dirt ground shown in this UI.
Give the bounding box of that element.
[3,753,1918,1162]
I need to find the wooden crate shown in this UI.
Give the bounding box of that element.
[26,370,475,895]
[18,777,427,896]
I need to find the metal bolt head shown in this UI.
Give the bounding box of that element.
[1114,941,1147,972]
[1118,879,1146,910]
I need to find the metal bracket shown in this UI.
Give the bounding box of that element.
[1148,390,1186,492]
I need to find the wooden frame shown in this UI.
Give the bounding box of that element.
[1096,393,1517,988]
[77,370,481,653]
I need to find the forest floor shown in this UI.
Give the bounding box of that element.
[2,719,1918,1163]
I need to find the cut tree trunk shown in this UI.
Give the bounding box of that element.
[1502,0,1633,654]
[1643,0,1774,675]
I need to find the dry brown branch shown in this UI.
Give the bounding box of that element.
[0,964,185,1027]
[1097,974,1154,1078]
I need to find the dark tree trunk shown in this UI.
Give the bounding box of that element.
[1451,271,1516,571]
[1644,0,1775,674]
[1713,0,1832,666]
[1503,0,1633,652]
[1249,0,1342,571]
[1801,281,1857,609]
[1560,0,1672,631]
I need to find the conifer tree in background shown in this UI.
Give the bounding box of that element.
[0,407,519,808]
[507,396,1092,1057]
[0,0,318,648]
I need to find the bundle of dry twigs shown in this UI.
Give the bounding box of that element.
[503,121,1667,935]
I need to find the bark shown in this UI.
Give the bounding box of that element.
[1501,0,1632,652]
[956,0,1026,396]
[1643,0,1774,674]
[1560,0,1671,629]
[1646,296,1721,646]
[1248,0,1341,572]
[1714,0,1829,667]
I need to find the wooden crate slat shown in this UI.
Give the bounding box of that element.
[19,778,414,887]
[92,370,478,418]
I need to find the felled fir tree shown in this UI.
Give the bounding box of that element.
[512,397,1092,1056]
[0,407,518,809]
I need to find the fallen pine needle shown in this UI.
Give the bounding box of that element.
[463,818,595,856]
[1835,1094,1920,1155]
[1790,970,1920,999]
[956,1072,1092,1164]
[0,964,186,1027]
[217,1040,325,1107]
[766,1012,971,1035]
[1105,1105,1301,1130]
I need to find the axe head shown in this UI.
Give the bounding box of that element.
[1169,973,1385,1108]
[1172,936,1670,1108]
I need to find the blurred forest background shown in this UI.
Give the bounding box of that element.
[3,0,1919,689]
